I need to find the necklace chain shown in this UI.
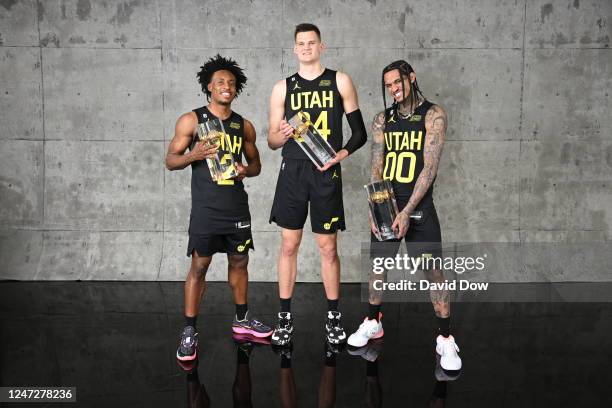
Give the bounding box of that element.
[397,97,424,120]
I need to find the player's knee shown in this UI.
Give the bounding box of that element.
[317,241,338,262]
[280,239,300,258]
[189,262,209,279]
[189,253,211,279]
[228,254,249,270]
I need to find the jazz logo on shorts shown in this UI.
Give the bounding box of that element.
[323,217,339,231]
[237,239,252,252]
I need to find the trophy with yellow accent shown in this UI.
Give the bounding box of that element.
[287,111,337,168]
[196,118,239,182]
[365,180,399,241]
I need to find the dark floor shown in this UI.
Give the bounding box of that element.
[1,282,611,407]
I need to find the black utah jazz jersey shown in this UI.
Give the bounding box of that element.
[282,68,344,160]
[189,106,250,235]
[383,100,435,209]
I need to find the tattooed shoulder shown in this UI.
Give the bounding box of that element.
[372,111,386,130]
[425,104,447,131]
[371,111,386,143]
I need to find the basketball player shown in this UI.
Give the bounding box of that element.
[267,23,367,345]
[166,55,272,362]
[347,61,461,371]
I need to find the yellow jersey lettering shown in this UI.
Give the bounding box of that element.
[290,93,302,111]
[410,131,423,151]
[398,132,410,150]
[290,90,334,110]
[321,90,333,108]
[310,91,321,108]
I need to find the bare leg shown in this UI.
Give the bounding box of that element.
[184,250,213,318]
[424,268,450,318]
[368,269,386,306]
[233,347,253,408]
[228,254,249,305]
[315,232,340,300]
[317,365,336,408]
[278,229,303,299]
[279,366,297,408]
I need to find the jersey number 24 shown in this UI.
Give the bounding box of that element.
[299,111,330,140]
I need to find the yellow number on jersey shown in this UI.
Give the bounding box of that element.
[300,111,330,140]
[383,152,417,183]
[217,153,235,185]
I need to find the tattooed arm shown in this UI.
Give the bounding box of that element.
[370,111,386,182]
[368,111,387,237]
[392,104,447,237]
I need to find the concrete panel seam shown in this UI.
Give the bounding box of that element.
[36,0,46,228]
[525,47,612,50]
[519,1,527,135]
[2,228,164,233]
[43,139,166,142]
[33,46,163,50]
[0,45,40,49]
[518,1,526,241]
[157,46,166,281]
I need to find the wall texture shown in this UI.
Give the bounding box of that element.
[0,0,610,281]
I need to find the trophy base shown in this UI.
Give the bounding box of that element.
[378,227,397,241]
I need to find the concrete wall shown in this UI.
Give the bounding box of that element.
[0,0,610,281]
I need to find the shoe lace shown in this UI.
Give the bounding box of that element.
[182,330,196,345]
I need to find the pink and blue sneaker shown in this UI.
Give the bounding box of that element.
[232,311,273,338]
[176,325,198,361]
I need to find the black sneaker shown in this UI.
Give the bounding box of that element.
[271,312,293,346]
[176,325,198,361]
[325,311,347,345]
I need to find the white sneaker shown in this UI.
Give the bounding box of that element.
[347,313,384,348]
[435,335,462,371]
[347,338,383,362]
[435,355,461,381]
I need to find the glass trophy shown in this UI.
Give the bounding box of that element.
[365,180,399,241]
[196,118,239,182]
[287,111,337,168]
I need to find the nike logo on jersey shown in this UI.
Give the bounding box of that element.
[236,221,251,229]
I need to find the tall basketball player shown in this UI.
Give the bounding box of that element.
[267,23,367,346]
[347,61,461,371]
[166,55,272,362]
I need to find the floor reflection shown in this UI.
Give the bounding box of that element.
[2,282,611,406]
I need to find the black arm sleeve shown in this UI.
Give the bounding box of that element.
[343,109,367,155]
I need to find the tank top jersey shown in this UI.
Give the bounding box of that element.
[382,100,436,209]
[189,106,250,235]
[282,68,344,160]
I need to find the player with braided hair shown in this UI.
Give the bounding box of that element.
[347,60,462,373]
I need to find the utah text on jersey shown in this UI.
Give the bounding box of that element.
[383,130,423,183]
